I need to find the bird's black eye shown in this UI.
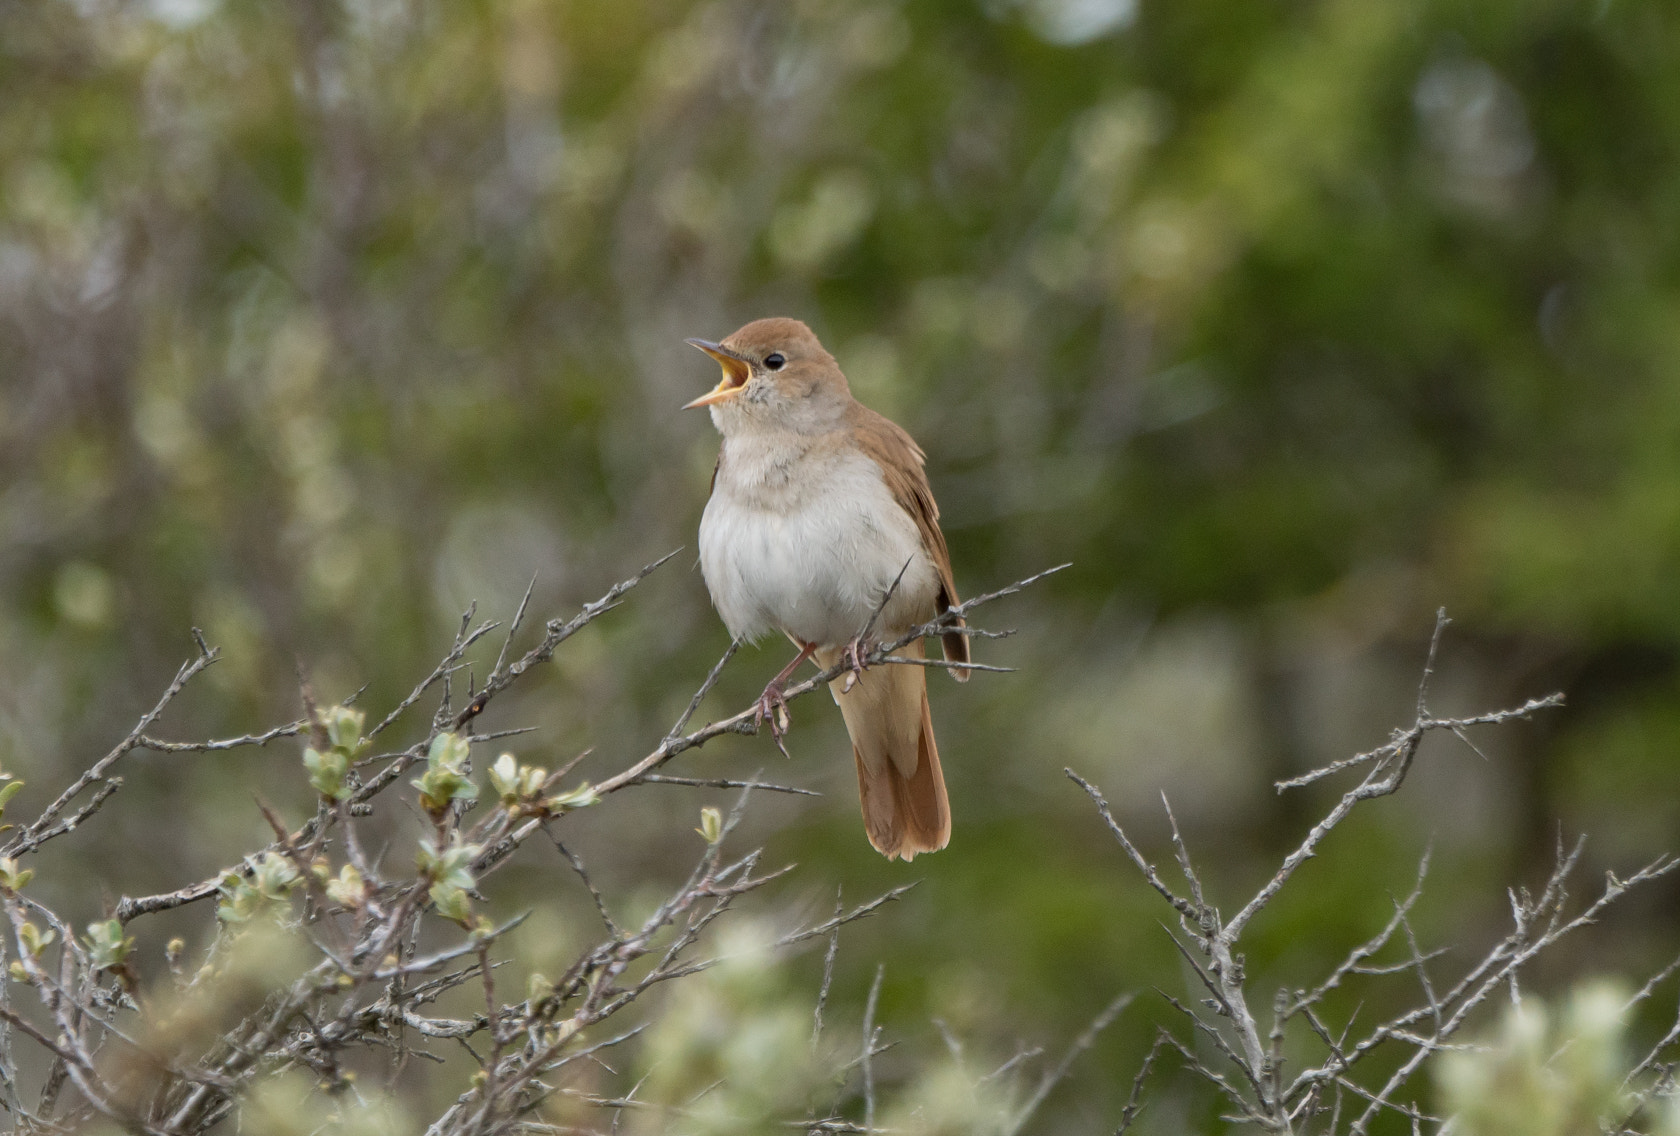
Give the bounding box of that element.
[764,352,786,371]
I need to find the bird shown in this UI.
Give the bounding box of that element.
[684,317,970,861]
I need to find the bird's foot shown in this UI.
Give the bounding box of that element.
[751,640,815,757]
[840,635,875,694]
[754,682,793,759]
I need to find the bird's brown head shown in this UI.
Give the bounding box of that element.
[684,318,849,434]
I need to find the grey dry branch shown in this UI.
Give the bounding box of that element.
[1073,611,1678,1135]
[572,562,1065,798]
[5,629,218,859]
[108,552,678,926]
[1004,992,1132,1136]
[860,963,884,1134]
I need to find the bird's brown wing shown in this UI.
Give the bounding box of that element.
[847,404,971,680]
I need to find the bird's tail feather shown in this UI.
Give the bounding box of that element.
[822,639,951,860]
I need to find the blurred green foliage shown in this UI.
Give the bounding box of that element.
[1438,981,1680,1136]
[3,0,1680,1129]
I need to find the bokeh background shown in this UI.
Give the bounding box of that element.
[3,0,1679,1129]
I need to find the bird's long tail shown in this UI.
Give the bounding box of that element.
[819,638,950,860]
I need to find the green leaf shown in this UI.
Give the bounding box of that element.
[427,732,470,771]
[18,921,53,958]
[412,766,478,814]
[325,863,367,908]
[488,753,520,799]
[323,705,367,753]
[546,782,599,812]
[250,852,302,899]
[428,882,473,926]
[414,731,479,814]
[696,806,723,844]
[518,764,548,798]
[416,836,481,892]
[0,857,33,893]
[303,746,351,801]
[83,919,134,970]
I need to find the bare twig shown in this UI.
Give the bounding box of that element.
[1115,1032,1171,1134]
[1006,992,1132,1135]
[813,888,842,1048]
[862,964,884,1134]
[639,774,819,796]
[8,631,219,857]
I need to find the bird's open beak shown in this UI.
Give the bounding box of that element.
[683,339,751,409]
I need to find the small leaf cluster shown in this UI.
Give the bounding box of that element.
[319,862,368,910]
[413,732,478,817]
[0,762,24,833]
[302,705,368,802]
[84,918,135,972]
[417,835,482,927]
[217,852,304,924]
[0,856,33,893]
[8,921,54,981]
[488,753,547,812]
[488,752,600,817]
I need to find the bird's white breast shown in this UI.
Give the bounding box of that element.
[699,436,938,648]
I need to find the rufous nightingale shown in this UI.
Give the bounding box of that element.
[684,317,970,861]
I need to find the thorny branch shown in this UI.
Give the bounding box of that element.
[1071,610,1680,1134]
[0,555,1058,1136]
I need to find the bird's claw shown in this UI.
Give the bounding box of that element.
[754,684,793,759]
[840,635,873,694]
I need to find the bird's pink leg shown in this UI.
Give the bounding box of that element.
[756,641,816,756]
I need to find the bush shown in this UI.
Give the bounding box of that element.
[0,566,1674,1135]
